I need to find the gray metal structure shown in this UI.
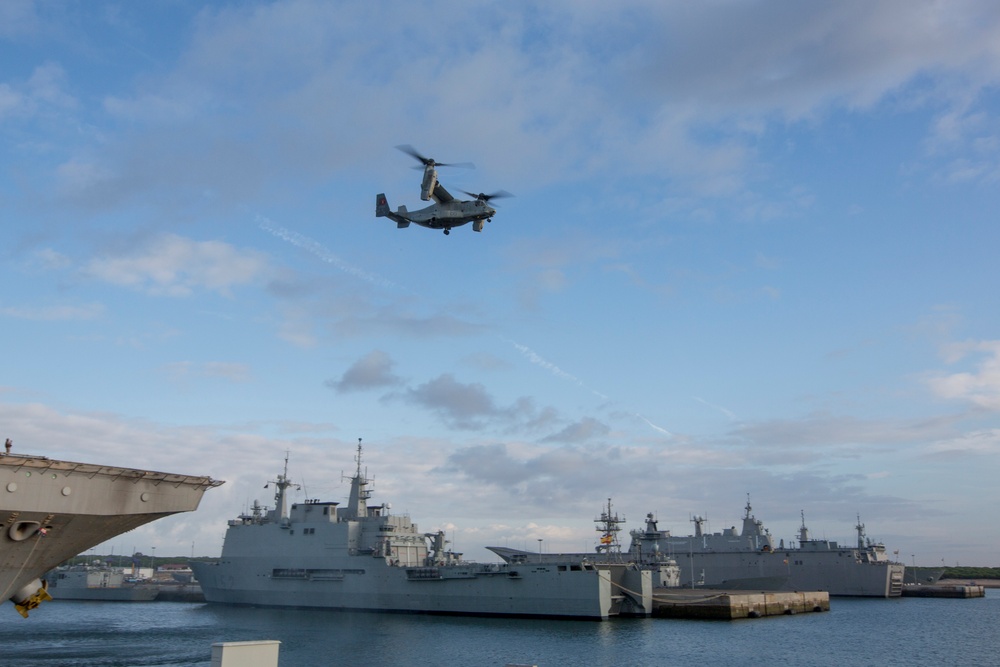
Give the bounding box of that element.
[191,441,651,620]
[490,498,906,598]
[1,452,222,617]
[45,566,159,601]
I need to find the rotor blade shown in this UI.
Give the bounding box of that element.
[396,144,431,166]
[396,145,474,169]
[460,189,513,202]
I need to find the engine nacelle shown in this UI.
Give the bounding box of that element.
[420,166,438,201]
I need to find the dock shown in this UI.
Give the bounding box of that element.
[651,588,829,620]
[901,584,985,598]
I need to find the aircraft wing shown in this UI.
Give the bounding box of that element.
[432,182,454,203]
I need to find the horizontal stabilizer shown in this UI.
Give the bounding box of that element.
[376,194,410,229]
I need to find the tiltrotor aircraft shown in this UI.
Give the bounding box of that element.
[376,145,510,235]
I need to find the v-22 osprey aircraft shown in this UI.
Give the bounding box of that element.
[376,145,510,235]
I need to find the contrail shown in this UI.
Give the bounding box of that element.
[694,396,738,421]
[504,336,672,437]
[257,215,396,289]
[504,337,588,387]
[636,413,672,436]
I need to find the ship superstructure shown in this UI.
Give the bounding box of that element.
[191,441,652,620]
[491,497,905,597]
[626,499,905,597]
[488,498,681,589]
[1,452,222,617]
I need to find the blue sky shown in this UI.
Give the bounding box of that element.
[2,1,999,566]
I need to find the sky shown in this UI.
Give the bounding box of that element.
[2,0,999,567]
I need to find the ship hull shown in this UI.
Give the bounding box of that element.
[1,454,221,614]
[491,546,906,597]
[671,550,906,597]
[46,585,159,602]
[192,557,625,620]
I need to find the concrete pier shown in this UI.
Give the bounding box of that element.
[211,640,280,667]
[652,589,830,620]
[901,584,985,598]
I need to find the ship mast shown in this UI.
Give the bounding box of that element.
[266,451,298,522]
[345,438,372,519]
[798,509,810,544]
[595,498,625,561]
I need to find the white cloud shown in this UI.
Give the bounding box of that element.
[0,62,74,120]
[326,350,402,393]
[0,0,41,38]
[924,429,1000,456]
[83,233,271,297]
[926,340,1000,410]
[0,303,105,321]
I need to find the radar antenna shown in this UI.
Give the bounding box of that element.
[595,498,625,561]
[344,438,372,518]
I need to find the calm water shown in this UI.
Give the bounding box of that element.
[3,591,998,666]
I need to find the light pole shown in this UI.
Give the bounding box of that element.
[537,539,543,562]
[151,546,156,579]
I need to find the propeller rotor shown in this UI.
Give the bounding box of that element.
[460,189,513,204]
[396,145,474,170]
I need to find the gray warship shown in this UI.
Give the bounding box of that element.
[45,565,159,602]
[1,450,222,617]
[629,500,906,597]
[191,441,652,620]
[491,498,906,598]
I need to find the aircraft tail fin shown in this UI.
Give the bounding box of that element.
[376,193,391,217]
[376,194,409,228]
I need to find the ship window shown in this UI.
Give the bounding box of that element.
[289,530,294,535]
[558,565,567,571]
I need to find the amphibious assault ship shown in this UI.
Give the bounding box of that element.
[191,441,652,620]
[1,450,222,617]
[627,500,906,597]
[491,498,906,597]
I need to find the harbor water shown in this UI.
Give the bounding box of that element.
[3,590,998,666]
